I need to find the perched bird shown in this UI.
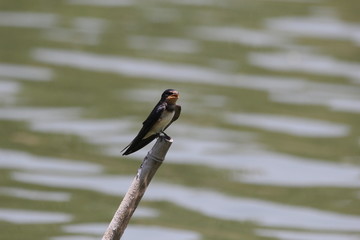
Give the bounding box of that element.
[121,89,181,155]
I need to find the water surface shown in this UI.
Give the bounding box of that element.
[1,0,359,240]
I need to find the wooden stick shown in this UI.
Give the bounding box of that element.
[102,136,173,240]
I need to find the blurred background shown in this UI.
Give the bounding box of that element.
[1,0,360,239]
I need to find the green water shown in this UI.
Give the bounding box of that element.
[1,0,360,239]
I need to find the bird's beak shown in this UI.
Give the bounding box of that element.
[165,91,179,104]
[168,91,179,99]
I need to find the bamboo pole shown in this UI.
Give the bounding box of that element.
[102,136,173,240]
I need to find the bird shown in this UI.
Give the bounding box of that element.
[121,89,181,155]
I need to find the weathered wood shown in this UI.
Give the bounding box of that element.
[102,136,173,240]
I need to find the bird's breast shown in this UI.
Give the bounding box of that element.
[144,110,175,138]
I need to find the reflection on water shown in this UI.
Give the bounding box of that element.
[0,80,19,95]
[0,80,20,104]
[0,12,57,28]
[0,208,72,224]
[127,35,200,54]
[0,63,53,81]
[31,48,360,114]
[256,229,360,240]
[52,237,98,240]
[169,143,360,187]
[230,151,360,187]
[12,172,360,231]
[270,82,360,113]
[122,225,201,240]
[226,113,349,137]
[190,26,290,47]
[68,0,227,7]
[0,187,71,202]
[329,99,360,113]
[34,48,312,87]
[32,48,226,83]
[43,17,107,46]
[31,119,132,139]
[67,0,134,7]
[54,223,201,240]
[266,15,360,46]
[132,207,160,218]
[0,149,102,173]
[249,51,360,83]
[0,107,81,121]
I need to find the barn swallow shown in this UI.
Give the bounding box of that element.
[121,89,181,155]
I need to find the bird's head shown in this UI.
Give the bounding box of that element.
[162,89,179,104]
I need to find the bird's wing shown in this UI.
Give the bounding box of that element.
[164,104,181,130]
[122,102,165,155]
[122,134,158,155]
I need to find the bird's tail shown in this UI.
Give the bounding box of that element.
[122,135,158,155]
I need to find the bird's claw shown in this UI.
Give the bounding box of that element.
[160,131,171,140]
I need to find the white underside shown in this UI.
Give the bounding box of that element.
[144,110,174,138]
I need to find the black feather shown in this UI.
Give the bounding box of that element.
[121,89,181,156]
